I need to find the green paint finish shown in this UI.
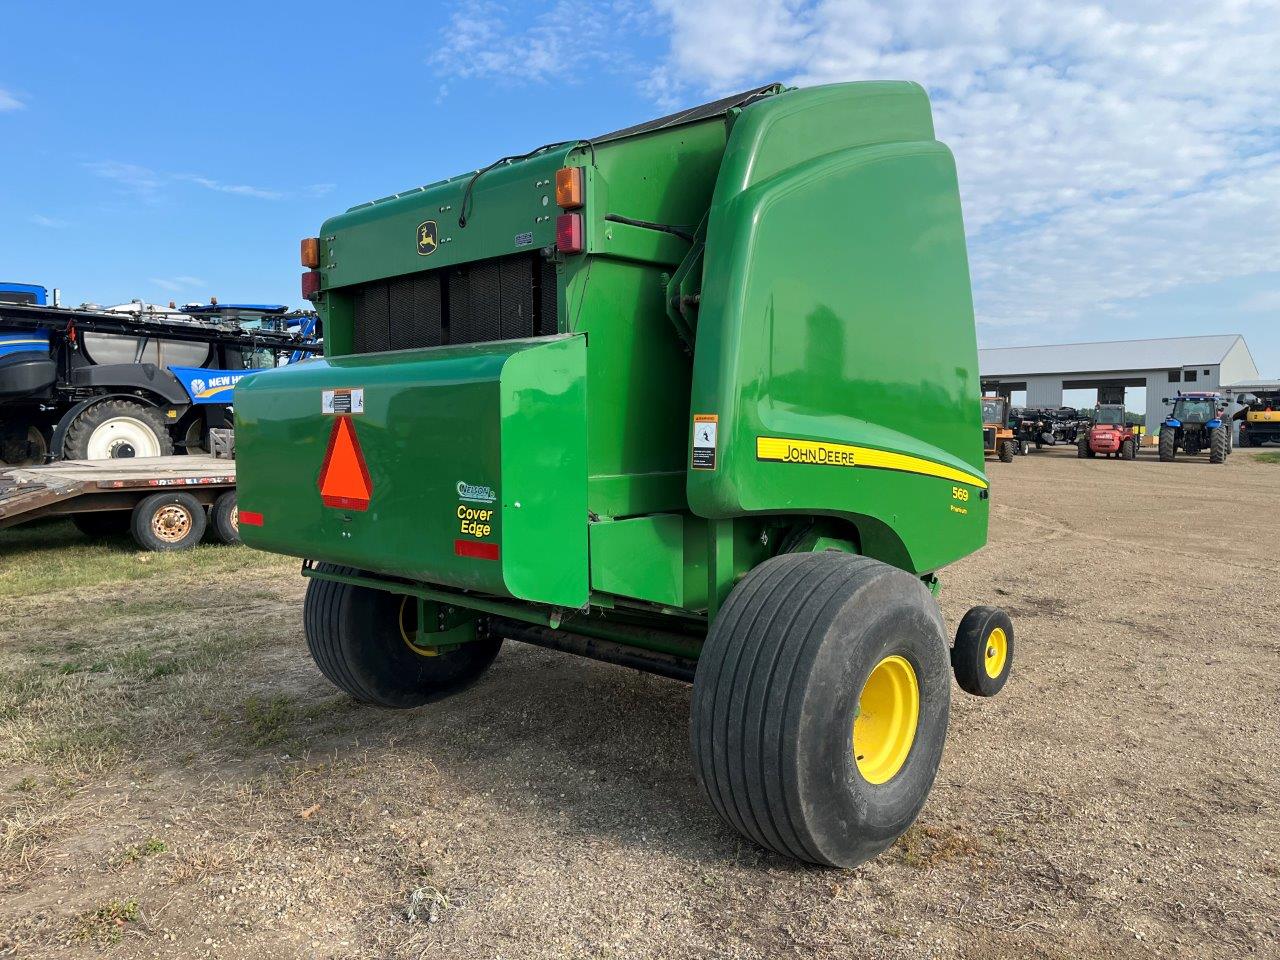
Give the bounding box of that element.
[688,83,988,574]
[589,514,687,607]
[236,335,587,608]
[242,80,988,636]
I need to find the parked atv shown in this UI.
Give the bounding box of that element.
[1078,403,1138,460]
[1159,392,1231,464]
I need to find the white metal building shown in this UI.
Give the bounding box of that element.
[978,335,1260,430]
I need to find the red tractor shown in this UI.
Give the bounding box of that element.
[1078,402,1138,460]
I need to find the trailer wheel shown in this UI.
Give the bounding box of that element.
[999,439,1015,463]
[951,606,1013,697]
[130,492,206,551]
[303,564,503,709]
[690,552,950,867]
[72,511,131,540]
[1209,426,1228,464]
[64,400,173,461]
[1158,427,1176,462]
[209,490,240,544]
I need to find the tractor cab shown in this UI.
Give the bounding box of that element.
[981,395,1016,462]
[1160,391,1230,463]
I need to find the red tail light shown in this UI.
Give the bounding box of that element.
[301,270,322,301]
[556,213,583,254]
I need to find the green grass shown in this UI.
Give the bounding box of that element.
[1254,451,1280,464]
[73,897,140,944]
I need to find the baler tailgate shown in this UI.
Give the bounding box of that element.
[235,335,588,607]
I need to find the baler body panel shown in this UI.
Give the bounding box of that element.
[235,335,588,608]
[687,84,988,574]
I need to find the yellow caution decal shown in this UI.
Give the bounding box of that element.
[756,436,988,489]
[1247,410,1279,422]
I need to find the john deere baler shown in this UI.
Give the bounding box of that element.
[236,82,1012,867]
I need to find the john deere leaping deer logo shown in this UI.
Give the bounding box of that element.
[416,220,438,256]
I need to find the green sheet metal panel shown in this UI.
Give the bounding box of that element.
[687,82,988,575]
[588,514,687,607]
[235,335,587,607]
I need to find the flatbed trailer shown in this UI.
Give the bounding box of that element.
[0,455,239,550]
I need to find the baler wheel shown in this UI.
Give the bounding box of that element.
[952,606,1013,697]
[690,552,950,868]
[303,564,502,709]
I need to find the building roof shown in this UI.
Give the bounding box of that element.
[979,335,1246,377]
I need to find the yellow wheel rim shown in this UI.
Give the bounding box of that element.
[398,596,439,657]
[984,627,1008,679]
[853,655,920,785]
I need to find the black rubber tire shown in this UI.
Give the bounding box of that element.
[999,439,1015,463]
[1122,438,1137,460]
[1210,426,1228,464]
[690,552,951,868]
[209,490,240,544]
[1077,437,1088,458]
[130,492,206,551]
[952,606,1013,697]
[1018,439,1030,456]
[1158,427,1176,462]
[303,563,503,709]
[72,511,131,540]
[63,400,173,461]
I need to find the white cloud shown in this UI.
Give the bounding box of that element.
[429,0,652,95]
[84,161,165,197]
[0,87,23,111]
[173,174,284,200]
[149,276,206,293]
[644,0,1280,342]
[28,214,67,228]
[86,162,326,202]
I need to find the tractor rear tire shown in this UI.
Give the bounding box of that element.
[1122,438,1137,460]
[999,439,1015,463]
[1159,427,1176,462]
[130,492,206,551]
[303,564,503,709]
[63,400,173,461]
[690,552,951,868]
[1210,426,1228,464]
[72,511,131,540]
[209,490,240,544]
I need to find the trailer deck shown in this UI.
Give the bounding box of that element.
[0,455,235,530]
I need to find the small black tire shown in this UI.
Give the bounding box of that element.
[303,563,503,709]
[130,492,206,551]
[72,511,131,540]
[1158,427,1176,462]
[1077,437,1088,458]
[209,490,240,544]
[952,606,1013,697]
[999,439,1015,463]
[691,552,951,868]
[1122,438,1137,460]
[1210,426,1228,464]
[63,399,174,461]
[1018,439,1030,456]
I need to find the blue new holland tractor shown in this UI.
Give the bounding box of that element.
[1158,391,1232,464]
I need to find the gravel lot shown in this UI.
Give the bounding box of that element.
[2,445,1277,958]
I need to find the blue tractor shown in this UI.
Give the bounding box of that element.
[1158,391,1232,464]
[0,283,320,465]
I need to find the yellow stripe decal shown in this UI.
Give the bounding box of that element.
[756,436,988,489]
[1247,411,1279,422]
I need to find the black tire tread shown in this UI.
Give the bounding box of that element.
[63,399,174,461]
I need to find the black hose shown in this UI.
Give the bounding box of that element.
[603,214,695,243]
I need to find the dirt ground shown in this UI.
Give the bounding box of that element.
[1,446,1277,959]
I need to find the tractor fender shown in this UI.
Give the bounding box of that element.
[1165,418,1182,429]
[48,392,188,460]
[1207,418,1223,429]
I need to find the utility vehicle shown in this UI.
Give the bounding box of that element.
[236,81,1013,867]
[981,395,1017,462]
[1078,403,1138,459]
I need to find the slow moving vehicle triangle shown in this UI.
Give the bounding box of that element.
[318,415,372,511]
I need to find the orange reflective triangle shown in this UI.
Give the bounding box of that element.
[318,415,372,511]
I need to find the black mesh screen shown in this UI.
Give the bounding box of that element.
[349,252,555,354]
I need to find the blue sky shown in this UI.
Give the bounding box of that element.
[2,0,1277,376]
